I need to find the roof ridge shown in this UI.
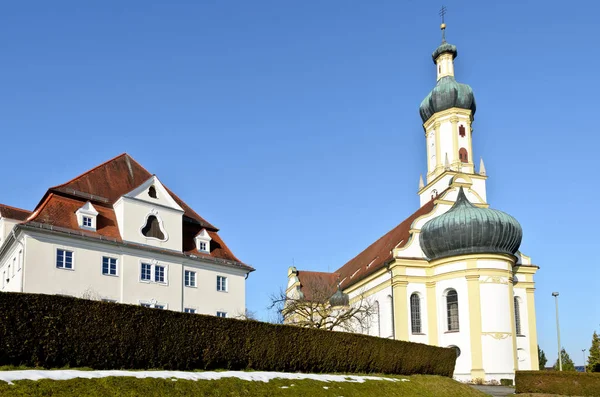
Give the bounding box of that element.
[0,203,31,213]
[26,192,55,222]
[50,153,134,190]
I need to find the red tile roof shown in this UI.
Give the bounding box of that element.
[0,204,31,221]
[21,153,248,269]
[45,153,216,230]
[296,270,340,301]
[295,196,437,295]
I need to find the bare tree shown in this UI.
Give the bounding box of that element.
[233,308,259,321]
[270,276,376,333]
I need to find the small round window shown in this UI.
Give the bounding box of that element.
[448,345,461,358]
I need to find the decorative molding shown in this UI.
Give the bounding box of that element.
[482,332,512,340]
[480,276,508,285]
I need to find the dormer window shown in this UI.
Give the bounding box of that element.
[148,186,157,199]
[194,229,212,253]
[76,201,99,231]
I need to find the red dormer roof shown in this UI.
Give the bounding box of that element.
[0,204,32,221]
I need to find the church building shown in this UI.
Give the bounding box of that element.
[286,24,539,382]
[0,154,253,317]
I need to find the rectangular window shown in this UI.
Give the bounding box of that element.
[141,263,152,281]
[101,298,117,303]
[155,304,165,310]
[155,265,165,283]
[56,249,73,269]
[216,311,227,318]
[217,275,227,292]
[184,270,196,287]
[184,308,196,314]
[140,303,151,308]
[83,216,92,227]
[199,242,207,251]
[102,257,117,276]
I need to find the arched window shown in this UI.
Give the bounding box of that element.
[374,301,381,337]
[142,215,165,240]
[514,297,523,336]
[446,289,459,331]
[148,186,157,199]
[410,293,422,334]
[459,125,466,137]
[459,148,468,163]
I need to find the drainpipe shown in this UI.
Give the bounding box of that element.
[389,264,395,340]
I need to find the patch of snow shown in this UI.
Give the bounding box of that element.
[0,370,405,386]
[323,386,329,389]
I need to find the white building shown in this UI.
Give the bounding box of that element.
[0,153,253,317]
[286,25,539,382]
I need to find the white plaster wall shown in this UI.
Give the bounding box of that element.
[115,198,183,251]
[434,261,467,276]
[0,237,24,293]
[0,219,20,243]
[440,121,453,168]
[407,282,428,345]
[20,231,246,316]
[477,260,509,270]
[436,277,472,378]
[480,281,515,380]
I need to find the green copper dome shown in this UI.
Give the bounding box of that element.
[419,188,523,261]
[419,76,476,123]
[419,41,476,123]
[432,42,457,64]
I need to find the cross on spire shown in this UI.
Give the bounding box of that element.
[439,5,447,42]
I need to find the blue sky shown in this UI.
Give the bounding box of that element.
[1,1,598,366]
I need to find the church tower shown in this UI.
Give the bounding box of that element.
[417,22,487,207]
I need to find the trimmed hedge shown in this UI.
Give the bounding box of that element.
[0,292,455,376]
[516,370,600,396]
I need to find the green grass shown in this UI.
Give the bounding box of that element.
[0,375,488,397]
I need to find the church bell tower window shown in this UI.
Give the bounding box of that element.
[459,148,468,163]
[459,125,466,137]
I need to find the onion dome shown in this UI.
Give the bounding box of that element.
[419,188,523,261]
[329,286,349,307]
[419,75,476,123]
[432,42,457,64]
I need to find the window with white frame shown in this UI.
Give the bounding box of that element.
[141,263,152,281]
[446,289,459,332]
[76,201,98,231]
[102,257,117,276]
[155,265,165,283]
[514,297,524,336]
[184,308,196,314]
[140,302,152,308]
[56,249,73,269]
[155,304,165,310]
[216,311,227,318]
[217,275,227,292]
[185,270,196,287]
[140,262,166,284]
[410,293,422,334]
[199,242,207,251]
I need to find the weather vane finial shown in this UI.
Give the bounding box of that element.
[439,5,447,43]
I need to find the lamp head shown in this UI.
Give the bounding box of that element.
[552,292,559,297]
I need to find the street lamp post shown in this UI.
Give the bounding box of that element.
[552,292,562,371]
[583,349,586,372]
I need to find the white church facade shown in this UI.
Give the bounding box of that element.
[0,154,253,317]
[286,27,539,382]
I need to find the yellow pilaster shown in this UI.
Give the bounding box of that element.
[466,272,485,379]
[508,277,519,372]
[434,122,441,177]
[426,281,438,346]
[451,116,459,166]
[526,287,540,370]
[392,280,409,340]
